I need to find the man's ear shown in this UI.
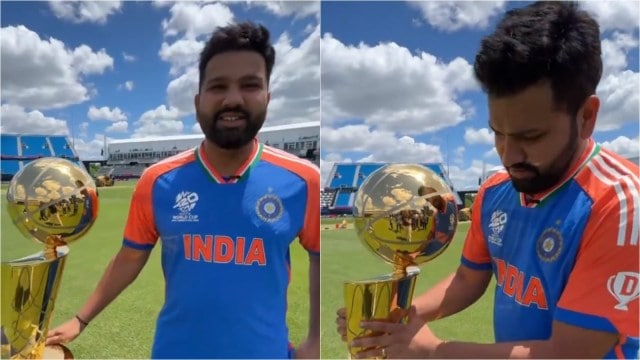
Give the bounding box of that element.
[577,95,599,140]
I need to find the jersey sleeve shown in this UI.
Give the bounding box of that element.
[460,185,492,270]
[298,164,320,255]
[122,170,159,251]
[556,186,639,338]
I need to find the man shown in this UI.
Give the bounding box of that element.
[336,2,638,358]
[47,22,320,359]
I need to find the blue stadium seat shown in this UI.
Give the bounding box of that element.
[19,135,50,157]
[329,164,357,188]
[1,134,18,157]
[49,136,76,159]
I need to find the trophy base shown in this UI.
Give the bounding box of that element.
[42,344,73,359]
[344,267,420,359]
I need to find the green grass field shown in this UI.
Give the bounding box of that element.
[320,218,495,359]
[1,181,312,358]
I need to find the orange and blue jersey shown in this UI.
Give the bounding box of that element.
[462,139,639,358]
[121,139,319,359]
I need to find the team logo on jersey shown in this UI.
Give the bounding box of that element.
[256,191,283,222]
[608,272,639,311]
[172,191,199,222]
[487,210,507,246]
[536,228,562,262]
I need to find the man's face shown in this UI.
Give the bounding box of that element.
[488,81,579,195]
[195,51,270,149]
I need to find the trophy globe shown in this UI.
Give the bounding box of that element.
[353,163,458,270]
[1,157,99,359]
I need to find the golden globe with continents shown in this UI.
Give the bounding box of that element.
[1,157,99,359]
[344,163,458,359]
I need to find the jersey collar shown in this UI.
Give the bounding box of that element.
[520,138,599,207]
[195,138,263,184]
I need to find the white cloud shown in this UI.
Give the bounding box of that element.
[248,1,320,19]
[601,136,640,158]
[191,122,203,134]
[582,1,640,33]
[464,127,493,145]
[117,81,134,91]
[88,106,127,122]
[601,32,638,77]
[266,25,320,126]
[162,2,234,39]
[596,70,639,131]
[132,105,184,138]
[79,122,89,137]
[453,146,465,165]
[321,34,477,134]
[159,38,204,76]
[167,68,198,114]
[48,1,122,24]
[447,160,499,191]
[408,1,506,32]
[321,124,443,163]
[106,121,129,133]
[0,104,69,135]
[1,25,113,110]
[72,134,106,160]
[483,147,498,159]
[122,52,136,62]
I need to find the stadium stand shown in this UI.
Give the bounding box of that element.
[1,134,81,181]
[322,162,462,216]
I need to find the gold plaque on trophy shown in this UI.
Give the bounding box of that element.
[1,157,99,359]
[344,164,458,358]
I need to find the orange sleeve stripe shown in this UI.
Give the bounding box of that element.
[462,172,510,265]
[578,151,639,248]
[262,147,320,253]
[123,151,196,247]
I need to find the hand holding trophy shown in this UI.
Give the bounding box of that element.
[1,158,99,359]
[344,164,458,359]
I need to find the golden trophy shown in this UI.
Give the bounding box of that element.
[1,158,99,359]
[344,164,458,358]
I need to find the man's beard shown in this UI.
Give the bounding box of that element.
[508,122,579,195]
[201,106,266,150]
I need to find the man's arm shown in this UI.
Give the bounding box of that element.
[295,254,320,359]
[76,246,151,323]
[46,246,151,345]
[433,320,618,359]
[414,264,492,322]
[355,315,618,359]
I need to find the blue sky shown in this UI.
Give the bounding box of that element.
[1,1,319,159]
[320,1,639,189]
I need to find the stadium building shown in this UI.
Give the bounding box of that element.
[1,121,319,182]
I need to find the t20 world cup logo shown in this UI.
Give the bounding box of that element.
[607,272,640,311]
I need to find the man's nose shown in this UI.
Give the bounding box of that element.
[500,137,526,168]
[222,87,244,108]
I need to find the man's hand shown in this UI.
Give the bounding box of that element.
[295,337,320,359]
[45,317,85,346]
[350,306,443,359]
[336,307,347,342]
